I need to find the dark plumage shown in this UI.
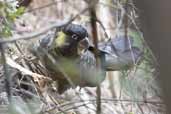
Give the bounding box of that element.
[31,24,143,94]
[97,35,143,71]
[63,24,88,40]
[32,24,105,93]
[79,49,106,87]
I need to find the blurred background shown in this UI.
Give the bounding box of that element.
[0,0,165,114]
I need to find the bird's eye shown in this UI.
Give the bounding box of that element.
[72,34,78,40]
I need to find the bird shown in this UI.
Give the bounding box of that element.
[30,24,143,94]
[31,23,106,94]
[95,35,143,71]
[79,48,106,87]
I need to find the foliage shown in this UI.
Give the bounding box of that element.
[0,0,163,114]
[119,31,159,100]
[0,0,25,37]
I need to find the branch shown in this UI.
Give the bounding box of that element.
[0,7,89,44]
[0,22,65,44]
[6,57,51,80]
[89,2,101,114]
[44,98,164,113]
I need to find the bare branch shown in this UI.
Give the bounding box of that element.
[6,57,51,80]
[0,7,89,44]
[45,98,164,113]
[88,1,101,114]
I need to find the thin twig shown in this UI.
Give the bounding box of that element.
[6,57,50,80]
[124,0,136,65]
[89,2,101,114]
[48,102,96,114]
[12,88,39,99]
[49,95,68,114]
[0,7,89,44]
[44,98,164,113]
[62,98,164,107]
[14,41,24,55]
[137,103,145,114]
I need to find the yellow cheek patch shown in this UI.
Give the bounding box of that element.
[55,32,66,47]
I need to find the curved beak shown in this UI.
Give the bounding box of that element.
[78,37,90,49]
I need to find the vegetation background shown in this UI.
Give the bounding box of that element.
[0,0,165,114]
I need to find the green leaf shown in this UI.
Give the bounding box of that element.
[7,12,17,21]
[7,7,25,21]
[15,7,25,16]
[2,25,12,37]
[128,30,144,50]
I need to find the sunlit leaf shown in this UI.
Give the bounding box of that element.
[2,25,12,37]
[128,30,144,50]
[16,7,25,15]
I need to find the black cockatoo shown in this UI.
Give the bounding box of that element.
[31,23,143,94]
[31,23,106,94]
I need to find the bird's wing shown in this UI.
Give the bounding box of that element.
[100,36,143,71]
[79,50,106,87]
